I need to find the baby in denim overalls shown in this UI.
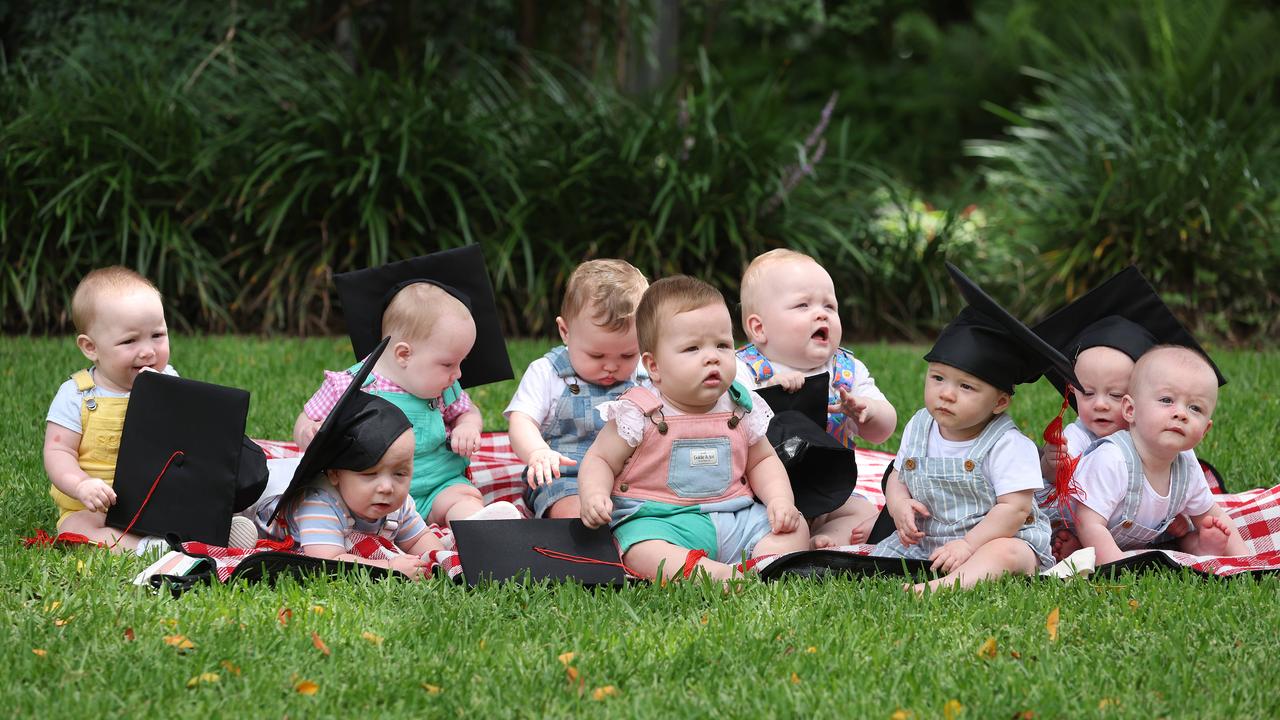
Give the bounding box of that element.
[295,281,517,527]
[734,249,897,549]
[505,260,649,519]
[43,266,182,555]
[579,276,809,583]
[871,305,1054,592]
[1069,346,1246,564]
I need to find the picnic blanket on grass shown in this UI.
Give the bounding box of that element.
[28,433,1280,582]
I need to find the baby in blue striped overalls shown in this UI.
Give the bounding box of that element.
[505,260,650,519]
[871,304,1054,592]
[1069,346,1246,564]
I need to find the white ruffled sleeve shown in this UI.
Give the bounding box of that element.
[744,389,774,445]
[596,398,647,448]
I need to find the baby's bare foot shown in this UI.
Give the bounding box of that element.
[1193,517,1232,556]
[811,534,835,549]
[1051,528,1082,562]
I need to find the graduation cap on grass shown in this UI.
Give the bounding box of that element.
[106,373,252,546]
[333,244,513,388]
[756,373,858,519]
[1031,265,1226,403]
[930,263,1081,394]
[267,337,413,525]
[451,518,627,587]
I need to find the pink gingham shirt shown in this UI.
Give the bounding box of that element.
[302,368,474,433]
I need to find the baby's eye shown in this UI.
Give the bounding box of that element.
[929,374,943,382]
[682,345,698,353]
[587,353,604,359]
[1109,392,1124,399]
[1189,404,1202,414]
[717,343,732,350]
[1159,396,1173,404]
[794,303,808,309]
[1081,390,1095,397]
[621,353,636,360]
[960,383,975,391]
[120,338,136,345]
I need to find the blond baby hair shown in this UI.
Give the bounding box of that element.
[636,275,725,355]
[561,259,649,333]
[739,248,818,324]
[71,266,161,334]
[382,282,472,343]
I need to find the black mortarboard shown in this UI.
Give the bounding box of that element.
[452,518,626,587]
[929,263,1080,394]
[756,373,858,518]
[106,373,250,546]
[1031,265,1226,399]
[333,244,513,388]
[268,338,413,525]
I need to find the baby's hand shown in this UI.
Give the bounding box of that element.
[580,494,613,529]
[828,388,872,424]
[767,502,803,534]
[526,448,578,488]
[768,371,807,393]
[297,422,319,450]
[929,538,974,573]
[389,553,430,580]
[75,477,116,513]
[890,498,929,546]
[450,425,482,458]
[1040,442,1065,478]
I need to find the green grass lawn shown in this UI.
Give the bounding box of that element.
[1,336,1278,718]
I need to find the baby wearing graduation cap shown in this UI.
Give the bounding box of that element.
[579,276,808,583]
[1034,267,1221,558]
[294,247,520,527]
[262,340,443,578]
[872,267,1059,591]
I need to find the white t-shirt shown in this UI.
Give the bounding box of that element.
[599,389,774,448]
[1063,418,1100,457]
[1073,443,1213,528]
[503,356,647,425]
[46,365,179,434]
[895,421,1044,497]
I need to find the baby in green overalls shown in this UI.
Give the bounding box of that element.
[294,282,517,526]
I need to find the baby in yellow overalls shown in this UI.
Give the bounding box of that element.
[42,267,178,554]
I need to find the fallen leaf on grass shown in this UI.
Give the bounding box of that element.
[557,652,575,666]
[311,605,325,615]
[591,686,619,701]
[976,637,997,660]
[295,680,319,695]
[163,635,196,651]
[566,666,581,685]
[1098,698,1118,710]
[1013,711,1035,719]
[790,672,801,685]
[123,627,135,642]
[1127,599,1139,611]
[311,631,330,656]
[277,607,292,626]
[361,631,384,646]
[185,673,220,688]
[46,601,61,612]
[943,699,964,720]
[890,710,914,720]
[479,639,487,651]
[53,617,72,627]
[421,683,442,695]
[1046,607,1060,642]
[76,560,85,573]
[32,649,47,657]
[220,660,241,676]
[805,646,817,654]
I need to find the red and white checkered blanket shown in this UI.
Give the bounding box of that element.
[174,532,464,583]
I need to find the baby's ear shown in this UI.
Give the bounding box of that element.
[1121,394,1136,423]
[392,340,414,366]
[744,313,766,344]
[641,351,659,382]
[991,391,1011,415]
[555,316,570,344]
[75,334,97,362]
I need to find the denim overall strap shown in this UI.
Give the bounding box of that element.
[1107,431,1190,548]
[539,345,637,469]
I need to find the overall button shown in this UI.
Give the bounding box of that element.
[903,458,917,471]
[619,483,629,492]
[1121,520,1134,529]
[963,460,976,472]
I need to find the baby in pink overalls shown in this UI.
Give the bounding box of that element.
[578,276,809,582]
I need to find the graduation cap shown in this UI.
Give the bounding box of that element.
[929,263,1081,394]
[333,244,513,388]
[756,373,858,518]
[268,337,413,525]
[106,373,251,546]
[1031,265,1227,400]
[451,518,626,587]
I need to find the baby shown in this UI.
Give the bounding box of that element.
[505,260,648,519]
[42,267,183,555]
[265,349,443,578]
[294,281,515,526]
[872,303,1054,592]
[1070,346,1246,564]
[579,275,809,582]
[735,249,897,548]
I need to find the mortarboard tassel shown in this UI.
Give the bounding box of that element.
[1040,389,1082,527]
[531,546,641,579]
[111,450,185,549]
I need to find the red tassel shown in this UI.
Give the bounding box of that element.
[1040,387,1083,526]
[532,546,641,579]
